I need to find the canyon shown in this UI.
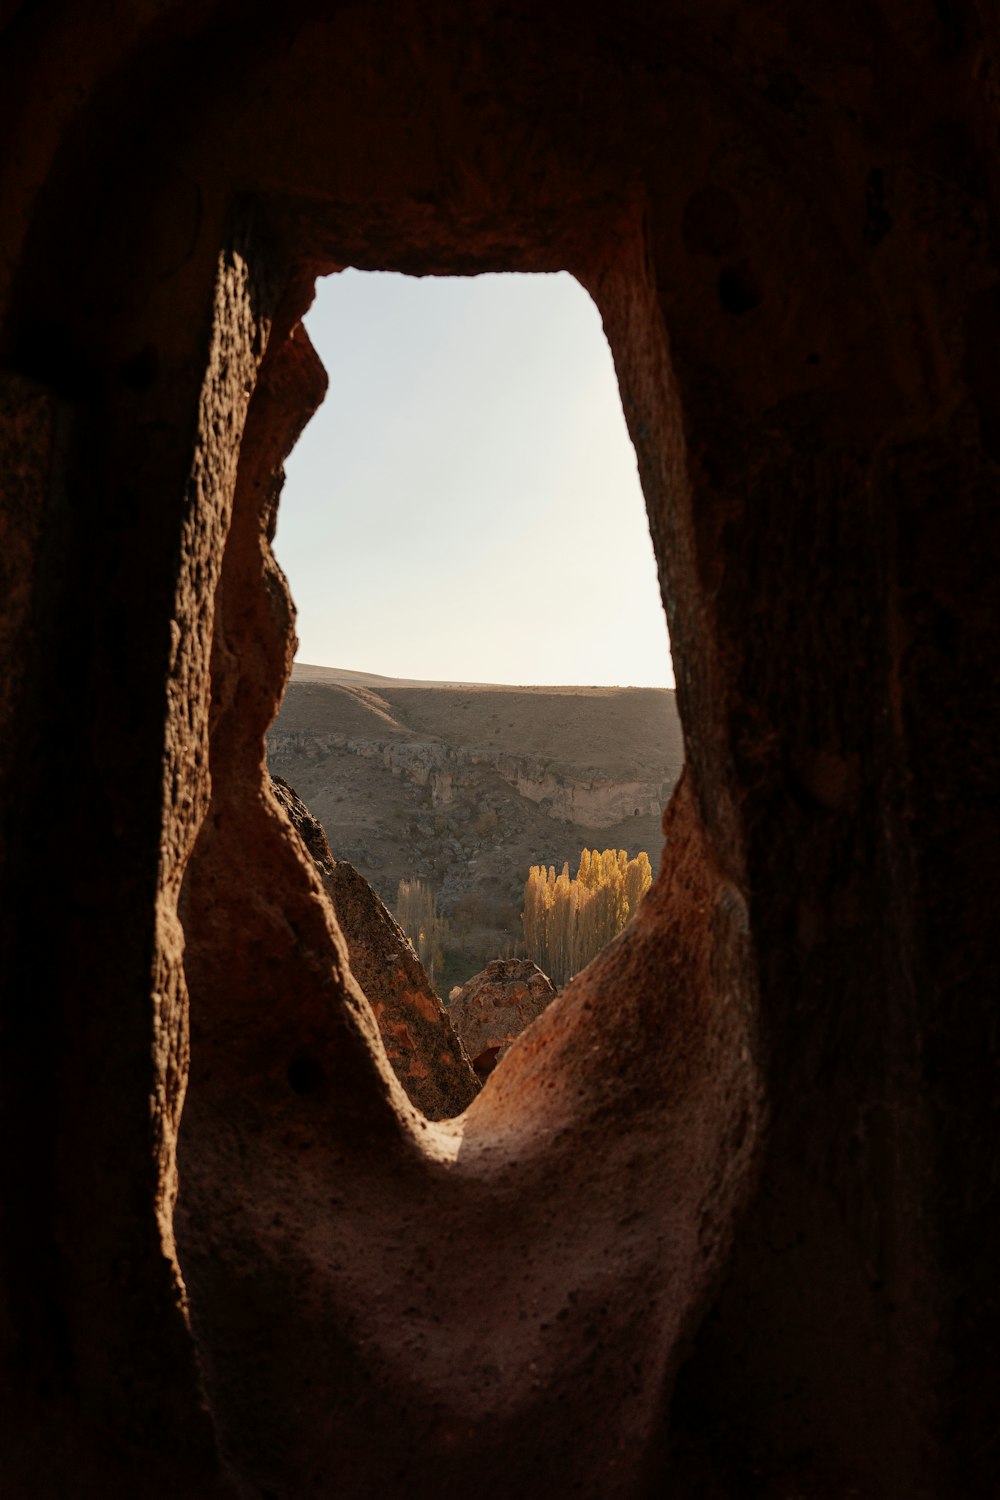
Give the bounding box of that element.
[267,663,684,984]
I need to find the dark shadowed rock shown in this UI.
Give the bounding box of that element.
[325,860,479,1119]
[449,958,557,1079]
[271,773,336,875]
[272,774,478,1119]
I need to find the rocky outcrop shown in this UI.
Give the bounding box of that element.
[448,958,557,1079]
[325,859,479,1119]
[495,754,666,824]
[267,727,672,828]
[270,772,336,876]
[271,774,479,1119]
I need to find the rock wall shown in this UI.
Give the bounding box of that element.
[268,728,671,828]
[0,4,997,1498]
[324,859,480,1120]
[270,774,480,1120]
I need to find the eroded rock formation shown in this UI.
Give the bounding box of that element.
[324,859,479,1119]
[271,773,479,1119]
[1,4,998,1499]
[270,771,337,877]
[448,958,557,1079]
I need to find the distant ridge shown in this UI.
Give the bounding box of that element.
[290,662,675,693]
[292,663,401,685]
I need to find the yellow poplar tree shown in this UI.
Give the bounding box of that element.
[395,877,450,984]
[521,848,652,987]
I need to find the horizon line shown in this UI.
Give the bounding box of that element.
[291,660,675,692]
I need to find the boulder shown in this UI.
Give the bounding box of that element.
[448,958,557,1079]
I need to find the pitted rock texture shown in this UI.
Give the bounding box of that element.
[272,774,479,1119]
[448,958,557,1079]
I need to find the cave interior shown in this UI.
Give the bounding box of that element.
[0,2,998,1496]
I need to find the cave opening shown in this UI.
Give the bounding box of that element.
[8,3,979,1489]
[264,266,683,1108]
[164,154,763,1500]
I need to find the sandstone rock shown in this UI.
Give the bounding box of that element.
[448,958,557,1079]
[3,7,998,1498]
[271,774,479,1120]
[325,859,479,1119]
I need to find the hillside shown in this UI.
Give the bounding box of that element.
[267,664,685,990]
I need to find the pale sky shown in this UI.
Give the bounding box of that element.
[275,269,674,688]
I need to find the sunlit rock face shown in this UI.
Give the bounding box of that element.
[448,958,557,1079]
[1,4,997,1499]
[497,756,666,826]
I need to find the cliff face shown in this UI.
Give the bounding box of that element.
[495,756,666,825]
[269,727,671,825]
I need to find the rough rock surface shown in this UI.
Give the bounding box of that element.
[448,959,557,1079]
[325,860,479,1119]
[270,772,336,876]
[1,5,998,1499]
[271,774,479,1120]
